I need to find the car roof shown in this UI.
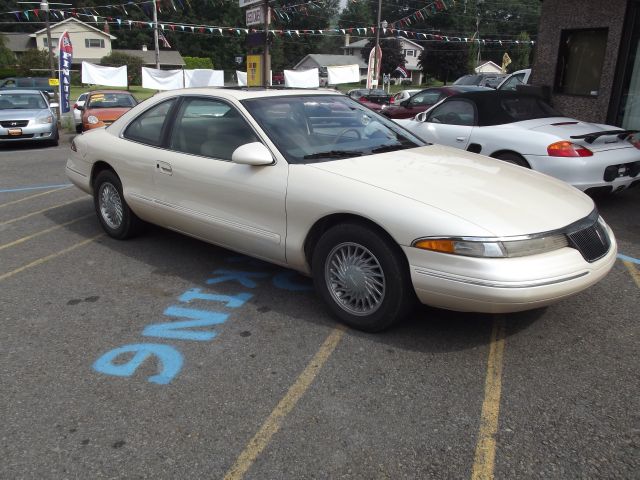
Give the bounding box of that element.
[441,90,558,126]
[0,89,45,94]
[88,90,135,95]
[152,87,345,102]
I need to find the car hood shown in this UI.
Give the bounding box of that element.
[308,145,594,237]
[0,109,48,120]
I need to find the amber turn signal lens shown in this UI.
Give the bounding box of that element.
[413,239,455,253]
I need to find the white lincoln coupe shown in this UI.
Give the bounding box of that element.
[66,88,617,331]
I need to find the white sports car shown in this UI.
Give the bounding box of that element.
[397,90,640,194]
[66,88,616,331]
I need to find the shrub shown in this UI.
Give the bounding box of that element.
[184,56,213,69]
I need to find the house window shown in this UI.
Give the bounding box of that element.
[405,49,415,57]
[85,38,105,48]
[42,37,58,48]
[555,28,608,96]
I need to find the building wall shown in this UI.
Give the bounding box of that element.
[531,0,628,123]
[35,23,112,61]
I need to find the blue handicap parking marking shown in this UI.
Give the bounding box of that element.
[206,269,270,288]
[93,343,183,385]
[178,288,253,308]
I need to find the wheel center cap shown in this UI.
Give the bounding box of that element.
[344,266,366,292]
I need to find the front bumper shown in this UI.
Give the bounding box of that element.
[0,123,57,142]
[523,148,640,192]
[404,223,617,313]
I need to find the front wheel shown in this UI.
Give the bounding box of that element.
[312,223,415,332]
[93,169,143,239]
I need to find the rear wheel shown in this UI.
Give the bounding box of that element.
[93,169,143,239]
[312,222,415,332]
[494,151,530,168]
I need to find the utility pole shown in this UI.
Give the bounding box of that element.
[153,0,160,69]
[41,0,59,121]
[373,0,382,87]
[263,0,270,87]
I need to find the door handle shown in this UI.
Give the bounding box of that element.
[156,162,172,175]
[456,137,466,142]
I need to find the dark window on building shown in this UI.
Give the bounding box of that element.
[555,28,608,96]
[85,38,105,48]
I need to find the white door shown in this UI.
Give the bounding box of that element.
[152,96,288,263]
[421,98,476,149]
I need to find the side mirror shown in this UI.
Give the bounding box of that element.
[76,105,84,111]
[415,112,427,122]
[49,102,59,109]
[231,142,273,166]
[401,99,410,107]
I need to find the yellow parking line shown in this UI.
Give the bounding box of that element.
[0,186,72,209]
[471,316,506,480]
[224,325,346,480]
[0,233,103,282]
[623,261,640,289]
[0,197,87,226]
[0,213,94,251]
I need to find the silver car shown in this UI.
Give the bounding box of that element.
[0,89,59,146]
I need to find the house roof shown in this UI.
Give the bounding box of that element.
[342,37,424,50]
[113,49,186,66]
[294,54,367,70]
[0,32,34,52]
[29,17,117,40]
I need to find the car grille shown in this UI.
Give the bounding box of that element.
[567,219,610,262]
[0,120,29,127]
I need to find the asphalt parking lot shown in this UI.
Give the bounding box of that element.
[1,134,639,480]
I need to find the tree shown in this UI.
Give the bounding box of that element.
[0,35,15,67]
[100,51,144,86]
[360,38,405,76]
[418,42,469,84]
[184,56,213,69]
[339,0,374,29]
[16,49,51,76]
[509,31,532,71]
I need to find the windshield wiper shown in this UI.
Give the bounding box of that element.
[303,150,364,160]
[370,144,414,154]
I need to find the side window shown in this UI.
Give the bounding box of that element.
[410,91,441,106]
[501,73,525,91]
[427,100,475,126]
[169,98,258,160]
[124,99,175,146]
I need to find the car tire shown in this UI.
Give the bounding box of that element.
[93,169,143,240]
[75,124,82,134]
[311,222,415,332]
[495,152,530,168]
[49,130,59,147]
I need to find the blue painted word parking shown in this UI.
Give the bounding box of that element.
[92,257,312,385]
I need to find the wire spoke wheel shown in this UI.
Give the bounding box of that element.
[98,182,124,230]
[325,242,386,316]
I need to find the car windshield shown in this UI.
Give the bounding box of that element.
[88,93,136,109]
[242,95,425,164]
[0,93,47,110]
[454,75,482,85]
[500,96,562,122]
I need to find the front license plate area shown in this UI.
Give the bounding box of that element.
[8,128,22,136]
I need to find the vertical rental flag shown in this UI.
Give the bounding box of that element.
[58,31,72,113]
[366,46,382,89]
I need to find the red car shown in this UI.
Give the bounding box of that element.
[381,86,491,119]
[346,88,392,112]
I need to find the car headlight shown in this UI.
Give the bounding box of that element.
[412,233,569,258]
[87,115,99,125]
[36,114,53,124]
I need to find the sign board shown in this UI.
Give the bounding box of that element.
[234,55,244,65]
[48,78,59,86]
[246,5,269,26]
[247,54,262,87]
[239,0,262,7]
[58,31,73,113]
